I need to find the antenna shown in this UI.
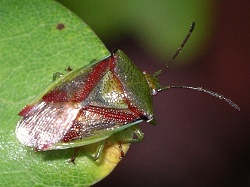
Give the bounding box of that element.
[154,22,195,77]
[159,85,240,111]
[150,22,239,111]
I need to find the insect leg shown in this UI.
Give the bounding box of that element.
[53,66,73,81]
[65,66,73,72]
[53,59,98,82]
[69,141,105,163]
[52,72,63,81]
[121,125,144,144]
[69,148,80,164]
[118,125,144,158]
[82,140,105,161]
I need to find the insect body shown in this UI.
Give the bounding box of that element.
[16,49,153,152]
[16,22,239,160]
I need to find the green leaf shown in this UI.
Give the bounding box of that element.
[0,0,133,186]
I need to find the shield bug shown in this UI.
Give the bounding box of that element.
[16,22,240,161]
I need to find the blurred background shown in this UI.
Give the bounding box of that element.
[57,1,249,186]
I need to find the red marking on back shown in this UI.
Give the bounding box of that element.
[70,55,115,102]
[111,52,145,118]
[42,90,68,102]
[87,106,139,121]
[60,52,145,143]
[62,121,82,142]
[18,105,33,116]
[42,55,116,103]
[61,105,140,142]
[62,108,83,142]
[128,104,145,118]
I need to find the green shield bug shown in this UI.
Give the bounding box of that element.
[15,22,240,162]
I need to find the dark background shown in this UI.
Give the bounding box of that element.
[57,1,249,186]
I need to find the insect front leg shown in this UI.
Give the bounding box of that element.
[52,72,64,82]
[118,125,144,158]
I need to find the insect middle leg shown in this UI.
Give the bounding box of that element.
[70,140,105,163]
[118,125,144,158]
